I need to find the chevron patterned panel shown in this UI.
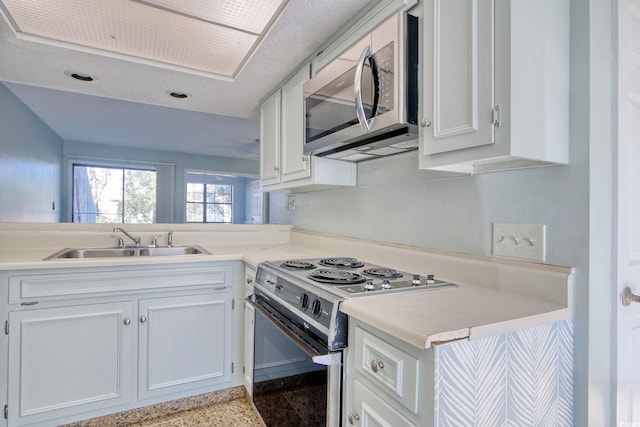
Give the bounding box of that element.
[434,320,574,427]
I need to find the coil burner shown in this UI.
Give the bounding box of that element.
[280,260,316,270]
[362,267,403,279]
[308,269,367,285]
[319,257,364,269]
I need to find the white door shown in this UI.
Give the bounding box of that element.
[617,0,640,422]
[419,0,495,157]
[8,302,135,427]
[138,293,232,399]
[280,66,311,183]
[259,91,281,186]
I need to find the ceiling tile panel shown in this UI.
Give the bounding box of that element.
[1,0,270,76]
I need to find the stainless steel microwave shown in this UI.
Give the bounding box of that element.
[303,12,419,162]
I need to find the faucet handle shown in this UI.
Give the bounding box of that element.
[151,235,163,247]
[112,236,124,248]
[168,231,174,248]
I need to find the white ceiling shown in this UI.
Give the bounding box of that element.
[0,0,374,159]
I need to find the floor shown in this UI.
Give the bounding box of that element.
[126,397,264,427]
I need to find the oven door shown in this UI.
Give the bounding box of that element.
[246,295,341,427]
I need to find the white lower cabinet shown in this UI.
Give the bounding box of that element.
[243,300,255,395]
[7,302,136,427]
[138,293,232,400]
[351,380,416,427]
[243,265,256,395]
[345,318,575,426]
[2,263,237,427]
[345,321,432,427]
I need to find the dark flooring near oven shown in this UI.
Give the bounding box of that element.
[253,372,327,427]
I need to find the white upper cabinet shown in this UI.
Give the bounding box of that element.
[419,0,569,174]
[259,65,356,192]
[280,67,312,183]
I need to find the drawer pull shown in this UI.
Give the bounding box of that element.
[371,360,384,373]
[347,412,360,424]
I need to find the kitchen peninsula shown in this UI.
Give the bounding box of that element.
[0,223,573,426]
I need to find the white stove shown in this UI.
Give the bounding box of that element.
[253,257,458,350]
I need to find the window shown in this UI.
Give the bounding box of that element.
[186,182,232,223]
[72,164,156,223]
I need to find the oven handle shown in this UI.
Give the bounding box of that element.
[245,296,340,366]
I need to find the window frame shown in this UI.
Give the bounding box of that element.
[66,158,158,223]
[185,182,233,223]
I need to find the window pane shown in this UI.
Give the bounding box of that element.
[187,183,204,202]
[206,203,231,223]
[207,184,232,203]
[124,169,156,223]
[73,165,124,223]
[72,165,156,224]
[186,202,204,222]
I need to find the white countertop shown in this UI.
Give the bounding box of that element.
[339,283,569,349]
[0,225,574,350]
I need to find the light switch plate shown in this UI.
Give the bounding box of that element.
[492,223,546,262]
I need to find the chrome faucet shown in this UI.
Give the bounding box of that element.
[113,227,141,247]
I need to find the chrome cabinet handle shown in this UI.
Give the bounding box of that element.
[140,316,147,324]
[123,318,131,326]
[347,413,360,425]
[623,287,640,306]
[246,277,253,285]
[370,360,384,373]
[354,45,377,132]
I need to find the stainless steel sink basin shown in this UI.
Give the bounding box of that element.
[44,246,210,260]
[138,246,209,256]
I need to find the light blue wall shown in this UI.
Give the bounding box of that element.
[62,140,259,223]
[287,1,607,424]
[0,83,62,222]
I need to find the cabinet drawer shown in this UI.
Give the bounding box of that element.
[351,379,416,427]
[9,265,231,304]
[354,326,419,413]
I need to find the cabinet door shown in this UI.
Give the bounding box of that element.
[138,293,232,400]
[8,302,135,427]
[243,300,255,395]
[280,66,311,183]
[350,379,416,427]
[260,90,281,186]
[420,0,495,155]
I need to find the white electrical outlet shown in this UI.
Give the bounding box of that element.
[492,223,546,262]
[287,195,297,211]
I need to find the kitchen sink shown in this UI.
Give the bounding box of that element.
[138,246,208,256]
[44,246,210,260]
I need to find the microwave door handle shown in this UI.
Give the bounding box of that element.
[354,45,373,131]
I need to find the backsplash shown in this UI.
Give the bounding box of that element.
[434,320,573,426]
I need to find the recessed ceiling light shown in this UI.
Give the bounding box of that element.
[64,70,96,82]
[166,90,190,99]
